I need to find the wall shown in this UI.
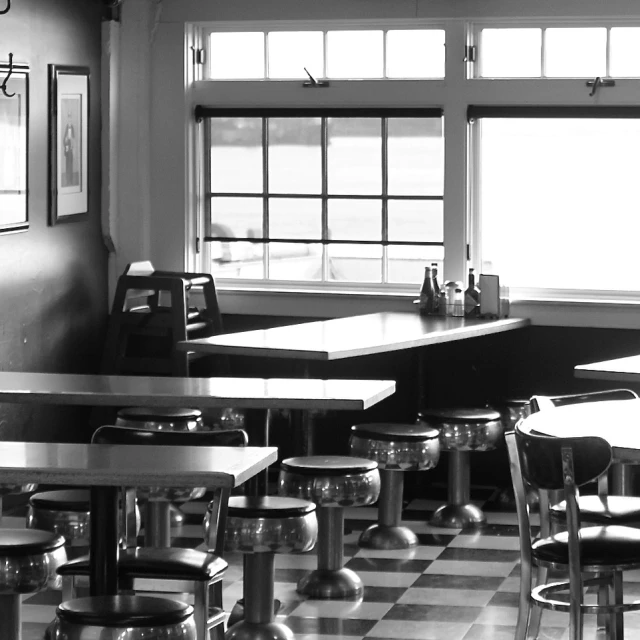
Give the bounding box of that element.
[0,0,107,443]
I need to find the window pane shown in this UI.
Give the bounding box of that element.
[328,244,382,283]
[480,28,542,78]
[211,118,262,193]
[610,28,640,77]
[270,198,321,240]
[545,28,606,77]
[386,30,445,78]
[268,118,322,194]
[268,31,324,79]
[388,118,443,195]
[327,118,381,195]
[388,245,444,284]
[327,31,383,78]
[479,118,640,290]
[209,33,265,79]
[328,199,381,241]
[269,243,322,281]
[388,200,443,243]
[210,197,264,279]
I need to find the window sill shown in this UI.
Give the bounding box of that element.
[210,287,640,329]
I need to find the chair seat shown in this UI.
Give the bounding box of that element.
[228,496,316,519]
[551,495,640,525]
[57,594,194,627]
[533,525,640,567]
[57,547,228,581]
[351,423,440,442]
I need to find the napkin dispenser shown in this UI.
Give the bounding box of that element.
[479,274,500,318]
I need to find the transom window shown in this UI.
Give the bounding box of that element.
[207,28,446,80]
[477,26,640,78]
[199,108,444,285]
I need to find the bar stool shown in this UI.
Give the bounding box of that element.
[220,496,317,640]
[420,407,503,528]
[116,406,205,536]
[349,423,440,549]
[0,529,66,640]
[278,455,380,599]
[51,595,197,640]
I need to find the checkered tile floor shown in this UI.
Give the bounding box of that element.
[6,485,640,640]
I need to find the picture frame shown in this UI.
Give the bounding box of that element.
[48,65,89,225]
[0,61,29,233]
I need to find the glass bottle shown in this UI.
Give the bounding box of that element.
[419,266,435,316]
[453,288,464,317]
[465,268,480,317]
[430,263,441,314]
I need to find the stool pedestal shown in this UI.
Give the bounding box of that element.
[298,507,363,599]
[359,469,418,549]
[430,450,486,528]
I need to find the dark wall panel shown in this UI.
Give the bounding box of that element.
[0,0,107,442]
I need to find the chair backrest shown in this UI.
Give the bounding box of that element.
[92,425,248,447]
[529,388,638,413]
[514,423,612,491]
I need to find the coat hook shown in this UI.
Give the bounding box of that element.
[0,0,10,15]
[1,53,15,98]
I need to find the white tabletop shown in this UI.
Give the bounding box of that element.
[178,312,530,361]
[522,399,640,464]
[0,372,395,411]
[575,354,640,383]
[0,441,278,487]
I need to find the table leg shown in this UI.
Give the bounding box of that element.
[291,409,314,457]
[244,409,271,496]
[90,486,120,596]
[416,348,429,422]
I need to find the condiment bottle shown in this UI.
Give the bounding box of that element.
[419,266,435,316]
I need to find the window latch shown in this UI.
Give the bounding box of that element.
[303,67,329,88]
[464,45,477,63]
[586,76,615,97]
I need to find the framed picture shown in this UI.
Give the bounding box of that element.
[0,61,29,233]
[48,65,89,225]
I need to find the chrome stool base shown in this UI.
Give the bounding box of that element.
[297,567,363,599]
[226,620,294,640]
[430,503,486,529]
[169,503,185,525]
[358,523,418,550]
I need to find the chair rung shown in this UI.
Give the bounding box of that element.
[533,580,640,614]
[207,606,226,629]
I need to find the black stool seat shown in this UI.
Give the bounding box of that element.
[420,407,502,423]
[551,495,640,525]
[281,455,378,475]
[29,489,89,512]
[228,496,316,519]
[534,525,640,567]
[0,528,66,555]
[58,547,228,581]
[117,407,203,422]
[57,595,194,627]
[351,423,440,442]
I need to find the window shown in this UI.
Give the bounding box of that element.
[200,108,444,286]
[471,107,640,293]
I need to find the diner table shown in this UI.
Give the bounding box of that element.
[0,371,395,492]
[575,354,640,385]
[0,440,277,599]
[178,312,530,451]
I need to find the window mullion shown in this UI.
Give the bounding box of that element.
[381,117,389,284]
[321,117,329,283]
[262,117,269,279]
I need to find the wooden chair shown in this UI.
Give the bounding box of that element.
[507,422,640,640]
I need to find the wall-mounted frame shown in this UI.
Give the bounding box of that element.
[0,61,29,233]
[48,64,89,225]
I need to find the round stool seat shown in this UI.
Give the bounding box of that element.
[279,456,380,507]
[350,423,440,470]
[221,496,317,554]
[420,407,503,451]
[27,490,90,547]
[0,528,66,593]
[54,595,196,639]
[116,406,203,431]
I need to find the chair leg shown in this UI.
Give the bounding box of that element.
[516,557,533,640]
[607,571,624,640]
[527,565,548,640]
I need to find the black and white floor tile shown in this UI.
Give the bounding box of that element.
[5,485,640,640]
